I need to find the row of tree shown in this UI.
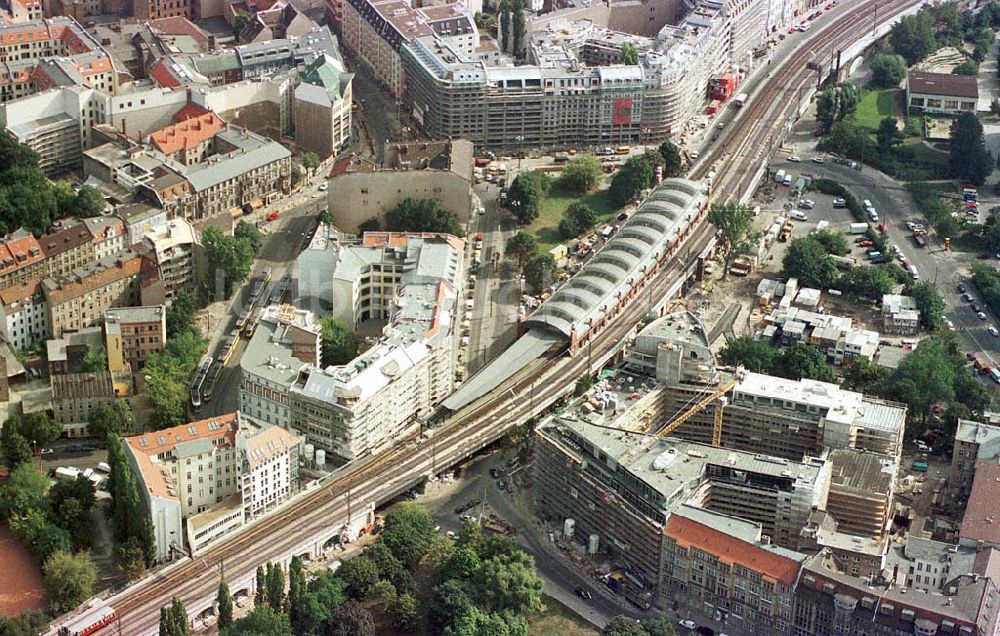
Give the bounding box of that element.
[203,222,263,300]
[505,232,555,294]
[720,338,835,383]
[143,328,208,429]
[889,1,998,66]
[0,464,99,615]
[1,413,61,472]
[499,0,526,56]
[107,433,157,578]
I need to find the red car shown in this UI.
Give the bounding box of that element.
[266,211,279,222]
[858,239,874,247]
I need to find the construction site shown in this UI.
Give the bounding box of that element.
[532,311,909,625]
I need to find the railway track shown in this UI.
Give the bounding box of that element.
[102,0,926,629]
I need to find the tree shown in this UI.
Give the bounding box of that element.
[837,266,894,299]
[385,198,464,236]
[295,572,346,635]
[223,607,291,636]
[707,202,762,278]
[43,550,96,614]
[658,141,684,177]
[20,412,60,449]
[472,551,543,615]
[202,226,256,299]
[9,507,71,562]
[558,156,602,194]
[443,607,528,636]
[394,592,419,630]
[886,335,957,424]
[574,373,594,397]
[558,202,597,240]
[991,98,1000,117]
[952,60,979,75]
[291,164,304,188]
[381,502,436,570]
[326,600,374,636]
[48,476,95,549]
[287,555,305,627]
[1,418,32,471]
[301,152,320,171]
[907,280,945,330]
[511,0,525,56]
[876,117,904,151]
[811,229,850,256]
[266,561,286,612]
[88,399,133,440]
[782,236,838,289]
[608,155,654,206]
[0,611,48,636]
[143,330,207,429]
[218,580,234,630]
[507,172,550,225]
[816,86,838,131]
[602,616,678,636]
[950,112,993,185]
[890,11,937,64]
[621,42,638,65]
[255,565,266,607]
[718,336,775,372]
[771,344,835,383]
[159,597,190,636]
[117,536,147,581]
[69,185,106,217]
[234,220,263,254]
[430,578,477,630]
[442,547,482,581]
[233,10,253,35]
[166,290,197,338]
[0,462,49,519]
[358,218,380,233]
[337,555,379,599]
[505,232,538,270]
[318,317,358,367]
[870,53,908,87]
[523,254,555,295]
[363,542,412,593]
[841,358,889,394]
[499,0,511,52]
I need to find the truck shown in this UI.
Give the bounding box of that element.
[734,92,749,107]
[849,223,868,234]
[779,221,793,242]
[55,467,81,481]
[831,255,855,270]
[774,169,786,184]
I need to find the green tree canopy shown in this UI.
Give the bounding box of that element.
[508,172,551,225]
[505,232,538,270]
[234,220,263,253]
[950,112,993,186]
[870,53,908,87]
[0,417,32,472]
[385,198,464,236]
[558,156,602,195]
[217,580,234,630]
[301,152,320,170]
[20,412,61,449]
[952,60,979,75]
[43,550,96,614]
[159,597,190,636]
[318,317,359,367]
[0,462,49,520]
[326,600,374,636]
[876,117,904,151]
[338,555,380,599]
[837,266,895,300]
[658,141,684,177]
[203,226,256,299]
[782,236,838,289]
[144,329,207,429]
[841,358,890,393]
[48,475,95,549]
[523,254,555,295]
[166,291,197,338]
[718,336,775,372]
[558,202,598,240]
[380,502,436,570]
[771,344,835,383]
[890,11,937,64]
[87,399,133,440]
[222,606,291,636]
[608,155,654,206]
[621,42,638,65]
[906,280,946,330]
[707,202,762,277]
[443,607,528,636]
[811,229,850,256]
[885,335,958,425]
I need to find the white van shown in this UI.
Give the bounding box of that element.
[907,264,919,280]
[789,210,808,221]
[782,174,792,186]
[862,199,874,211]
[775,169,786,184]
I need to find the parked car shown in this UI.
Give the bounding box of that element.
[990,326,999,337]
[979,311,988,320]
[963,293,975,302]
[799,199,815,209]
[788,156,802,162]
[832,198,847,208]
[958,283,967,293]
[575,587,592,599]
[974,303,983,312]
[812,156,825,163]
[679,620,697,630]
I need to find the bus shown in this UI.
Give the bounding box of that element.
[614,145,631,155]
[189,356,212,411]
[58,602,117,636]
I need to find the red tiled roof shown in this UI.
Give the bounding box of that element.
[0,279,41,307]
[173,102,209,122]
[0,234,44,274]
[961,462,1000,545]
[149,59,181,88]
[150,112,224,154]
[328,155,352,178]
[665,514,802,584]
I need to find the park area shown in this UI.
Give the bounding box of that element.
[527,596,600,636]
[854,88,904,129]
[529,188,619,252]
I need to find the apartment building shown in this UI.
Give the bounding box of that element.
[136,218,202,302]
[824,448,896,540]
[662,505,807,635]
[340,0,476,97]
[0,85,106,175]
[51,370,123,436]
[40,220,96,278]
[884,537,977,593]
[0,280,49,350]
[149,111,225,166]
[296,223,338,310]
[960,462,1000,549]
[84,124,292,221]
[882,293,920,335]
[119,203,168,247]
[133,0,191,21]
[293,53,353,158]
[42,253,154,337]
[240,304,322,428]
[534,417,830,600]
[82,216,127,261]
[124,413,302,561]
[0,231,46,291]
[325,140,472,233]
[793,552,999,636]
[285,233,462,462]
[950,419,1000,500]
[104,305,166,371]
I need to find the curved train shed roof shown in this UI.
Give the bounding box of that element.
[524,178,706,338]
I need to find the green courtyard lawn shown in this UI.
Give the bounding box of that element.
[855,89,904,129]
[527,187,620,253]
[527,595,600,636]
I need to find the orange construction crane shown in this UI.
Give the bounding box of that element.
[656,378,738,446]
